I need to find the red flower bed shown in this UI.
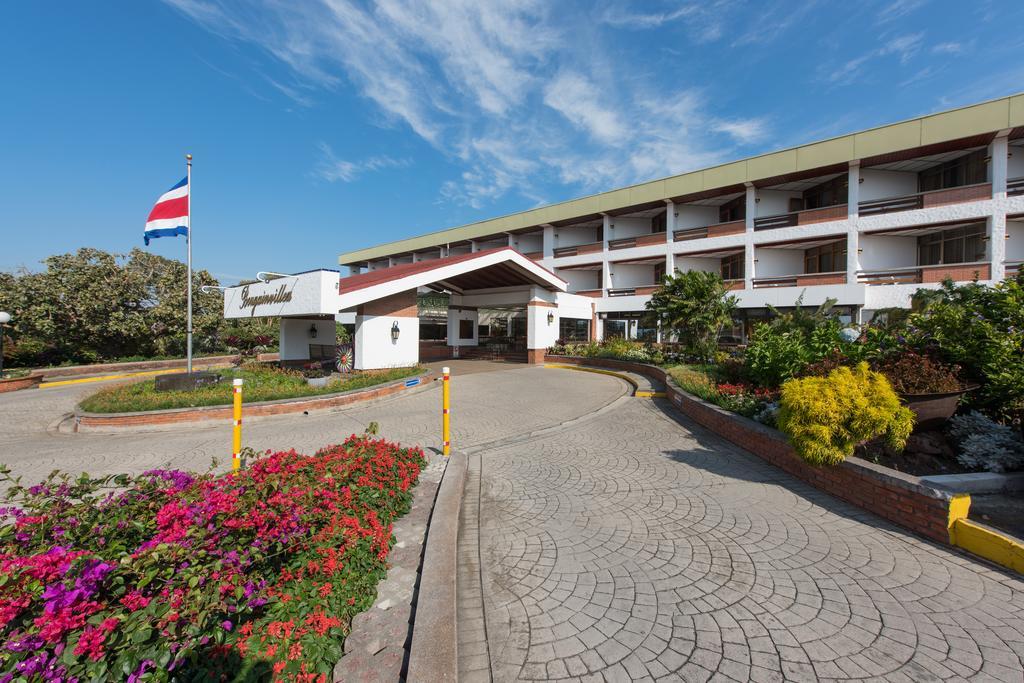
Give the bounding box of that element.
[0,436,426,681]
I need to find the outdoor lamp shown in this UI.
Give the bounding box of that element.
[390,321,400,342]
[547,311,555,325]
[308,323,318,339]
[0,311,10,376]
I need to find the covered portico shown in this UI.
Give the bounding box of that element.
[337,248,569,369]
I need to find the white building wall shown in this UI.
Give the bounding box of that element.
[1008,151,1024,180]
[516,233,543,253]
[675,205,719,229]
[860,169,918,201]
[754,248,804,277]
[756,189,801,216]
[557,269,601,292]
[354,315,419,369]
[1007,221,1024,261]
[859,234,918,270]
[555,225,601,248]
[610,263,655,287]
[673,256,720,274]
[280,318,336,362]
[610,217,651,238]
[446,308,479,347]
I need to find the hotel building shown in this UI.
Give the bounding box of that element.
[224,95,1024,369]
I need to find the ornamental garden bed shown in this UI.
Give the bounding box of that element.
[79,364,422,414]
[0,435,426,681]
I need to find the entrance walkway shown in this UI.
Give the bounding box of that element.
[457,384,1024,682]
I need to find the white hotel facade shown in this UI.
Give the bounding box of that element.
[225,95,1024,369]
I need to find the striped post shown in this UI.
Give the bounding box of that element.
[442,366,451,456]
[232,378,243,471]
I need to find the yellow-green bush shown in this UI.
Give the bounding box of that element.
[777,362,914,466]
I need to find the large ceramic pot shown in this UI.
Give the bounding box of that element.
[900,385,976,430]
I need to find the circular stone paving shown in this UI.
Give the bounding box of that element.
[457,392,1024,682]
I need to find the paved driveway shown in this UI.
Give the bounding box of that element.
[2,364,1022,681]
[457,375,1024,682]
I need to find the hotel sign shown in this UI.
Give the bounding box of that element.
[222,270,341,319]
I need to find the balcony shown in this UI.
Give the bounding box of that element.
[858,262,992,285]
[859,183,991,217]
[522,251,543,261]
[752,271,847,289]
[575,288,604,297]
[1008,177,1024,197]
[608,233,668,250]
[753,204,848,232]
[1006,261,1022,277]
[553,241,603,258]
[723,279,745,291]
[673,220,745,242]
[606,285,661,297]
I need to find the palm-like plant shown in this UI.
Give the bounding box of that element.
[645,270,738,362]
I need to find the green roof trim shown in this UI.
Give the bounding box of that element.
[339,93,1024,266]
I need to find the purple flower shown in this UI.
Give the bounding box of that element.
[5,633,43,652]
[221,620,233,631]
[127,660,154,683]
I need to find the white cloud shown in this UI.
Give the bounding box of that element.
[314,143,411,183]
[824,33,923,84]
[876,0,928,24]
[166,0,773,207]
[932,41,963,54]
[599,4,696,29]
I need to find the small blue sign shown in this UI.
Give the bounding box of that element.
[404,378,420,387]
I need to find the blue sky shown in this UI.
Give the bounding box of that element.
[2,1,1023,283]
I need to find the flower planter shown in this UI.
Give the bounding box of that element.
[900,386,975,430]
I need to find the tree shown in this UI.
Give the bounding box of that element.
[0,248,272,367]
[645,270,737,361]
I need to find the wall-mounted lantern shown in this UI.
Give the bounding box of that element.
[547,311,555,325]
[391,321,401,342]
[308,323,318,339]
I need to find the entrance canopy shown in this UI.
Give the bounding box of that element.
[337,247,567,311]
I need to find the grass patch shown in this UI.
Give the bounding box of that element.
[80,365,422,413]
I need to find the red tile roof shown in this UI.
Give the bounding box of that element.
[338,247,561,294]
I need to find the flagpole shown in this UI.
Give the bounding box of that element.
[186,153,193,375]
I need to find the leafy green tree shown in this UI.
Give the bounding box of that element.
[906,275,1024,422]
[645,270,737,361]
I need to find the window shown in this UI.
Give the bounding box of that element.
[803,241,847,274]
[458,319,474,340]
[559,317,590,342]
[919,150,987,192]
[719,196,745,223]
[420,322,447,341]
[720,253,744,280]
[652,211,667,233]
[477,324,490,337]
[802,175,848,209]
[654,262,666,283]
[604,320,626,339]
[917,224,986,266]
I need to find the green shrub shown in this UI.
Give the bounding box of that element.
[645,270,737,361]
[777,362,914,466]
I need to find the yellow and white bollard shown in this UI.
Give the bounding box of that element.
[442,366,451,456]
[232,378,243,471]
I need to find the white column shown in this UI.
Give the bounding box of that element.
[991,133,1009,198]
[744,183,756,289]
[847,161,861,284]
[542,224,554,259]
[602,260,613,292]
[602,213,612,249]
[665,200,676,275]
[470,240,479,253]
[990,213,1007,281]
[507,233,518,249]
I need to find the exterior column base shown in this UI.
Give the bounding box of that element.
[527,349,546,364]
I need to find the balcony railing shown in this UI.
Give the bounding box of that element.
[751,271,847,289]
[1008,177,1024,197]
[575,288,604,297]
[607,233,667,250]
[858,261,992,285]
[553,241,603,258]
[859,183,992,217]
[608,237,636,250]
[673,219,745,241]
[1006,261,1023,277]
[522,251,543,260]
[753,204,849,232]
[723,279,745,291]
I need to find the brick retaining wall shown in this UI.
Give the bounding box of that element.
[546,355,954,544]
[0,374,42,393]
[34,354,280,380]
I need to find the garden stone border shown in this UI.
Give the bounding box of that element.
[546,355,959,544]
[73,370,434,432]
[32,353,279,381]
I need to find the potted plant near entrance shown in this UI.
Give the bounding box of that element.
[302,361,332,387]
[875,351,974,429]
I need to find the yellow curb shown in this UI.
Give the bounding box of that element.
[544,363,669,399]
[947,493,1024,575]
[40,368,186,388]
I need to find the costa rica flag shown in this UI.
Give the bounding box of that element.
[144,176,188,245]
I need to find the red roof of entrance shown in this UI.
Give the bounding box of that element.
[338,247,562,294]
